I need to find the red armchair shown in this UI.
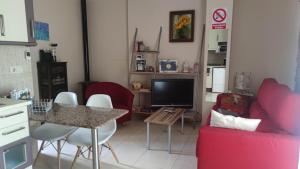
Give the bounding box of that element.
[85,82,134,124]
[197,79,300,169]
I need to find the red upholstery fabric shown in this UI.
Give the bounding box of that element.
[249,101,286,134]
[197,126,300,169]
[257,78,300,135]
[197,78,300,169]
[213,93,252,117]
[85,82,134,124]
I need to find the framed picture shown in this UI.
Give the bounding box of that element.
[34,21,49,41]
[169,10,195,42]
[159,60,178,73]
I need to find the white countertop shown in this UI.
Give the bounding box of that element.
[0,98,31,111]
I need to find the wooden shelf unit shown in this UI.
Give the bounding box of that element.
[128,27,200,115]
[130,89,151,94]
[128,27,163,115]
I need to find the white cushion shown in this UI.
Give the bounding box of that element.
[210,110,261,132]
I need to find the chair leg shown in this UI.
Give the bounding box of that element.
[88,146,92,159]
[70,146,81,169]
[97,145,102,169]
[57,140,61,169]
[107,142,119,163]
[33,140,45,166]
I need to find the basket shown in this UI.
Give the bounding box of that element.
[30,99,53,114]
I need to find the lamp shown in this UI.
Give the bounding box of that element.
[234,72,251,94]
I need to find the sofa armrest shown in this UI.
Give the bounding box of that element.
[196,126,300,169]
[121,90,134,111]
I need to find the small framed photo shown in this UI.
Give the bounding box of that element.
[159,60,178,73]
[169,10,195,42]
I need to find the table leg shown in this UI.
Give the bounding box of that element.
[147,122,150,150]
[168,125,171,154]
[57,140,61,169]
[91,128,99,169]
[181,113,184,134]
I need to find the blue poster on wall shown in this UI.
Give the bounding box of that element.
[34,21,49,41]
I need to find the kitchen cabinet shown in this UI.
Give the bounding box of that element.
[0,0,36,46]
[208,30,228,51]
[0,99,32,169]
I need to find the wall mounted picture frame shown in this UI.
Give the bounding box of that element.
[34,21,49,41]
[169,10,195,42]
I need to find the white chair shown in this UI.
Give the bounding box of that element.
[31,92,78,168]
[67,94,119,169]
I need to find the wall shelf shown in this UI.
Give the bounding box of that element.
[129,71,156,75]
[130,89,151,94]
[134,51,159,54]
[130,71,197,76]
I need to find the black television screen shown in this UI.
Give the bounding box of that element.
[151,79,194,108]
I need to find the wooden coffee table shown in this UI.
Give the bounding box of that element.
[144,107,186,153]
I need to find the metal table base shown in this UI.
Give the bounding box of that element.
[91,128,99,169]
[146,113,184,153]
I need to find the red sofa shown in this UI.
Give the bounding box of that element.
[85,82,134,124]
[197,78,300,169]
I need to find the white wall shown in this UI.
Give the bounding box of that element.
[0,46,33,96]
[202,0,234,124]
[230,0,300,92]
[31,0,84,100]
[87,0,128,87]
[84,0,299,119]
[128,0,204,70]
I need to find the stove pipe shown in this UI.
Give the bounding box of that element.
[81,0,90,81]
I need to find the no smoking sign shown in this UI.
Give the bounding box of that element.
[212,8,227,29]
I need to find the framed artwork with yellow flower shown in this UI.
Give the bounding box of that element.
[169,10,195,42]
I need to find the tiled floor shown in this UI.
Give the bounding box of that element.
[33,120,199,169]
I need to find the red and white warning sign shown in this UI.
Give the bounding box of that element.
[212,8,227,29]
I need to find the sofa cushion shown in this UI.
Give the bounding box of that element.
[275,93,300,135]
[218,108,239,117]
[249,101,287,134]
[210,110,261,132]
[257,78,300,135]
[218,93,252,117]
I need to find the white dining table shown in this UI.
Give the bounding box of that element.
[29,103,128,169]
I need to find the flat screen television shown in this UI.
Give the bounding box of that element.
[151,79,194,108]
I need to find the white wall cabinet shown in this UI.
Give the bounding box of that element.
[208,30,228,51]
[0,0,28,42]
[0,0,36,45]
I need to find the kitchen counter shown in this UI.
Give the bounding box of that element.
[0,98,31,111]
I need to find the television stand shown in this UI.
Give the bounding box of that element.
[144,107,186,153]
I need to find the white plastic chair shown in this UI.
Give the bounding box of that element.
[31,92,78,168]
[66,94,119,169]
